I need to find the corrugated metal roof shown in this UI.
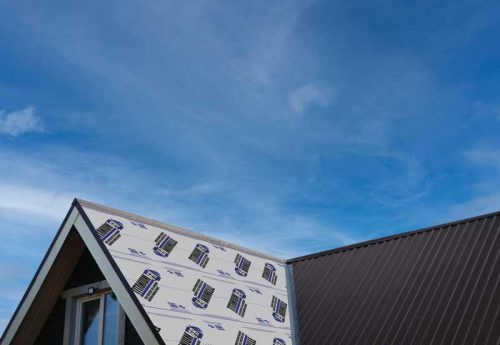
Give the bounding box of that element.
[289,212,500,345]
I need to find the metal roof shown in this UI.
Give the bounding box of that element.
[289,211,500,345]
[3,199,500,345]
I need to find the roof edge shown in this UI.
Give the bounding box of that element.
[76,198,285,263]
[74,200,166,345]
[1,201,79,344]
[287,208,500,263]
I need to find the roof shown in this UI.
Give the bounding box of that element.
[289,210,500,345]
[288,208,500,263]
[3,200,500,345]
[79,200,293,344]
[1,199,295,345]
[78,199,284,262]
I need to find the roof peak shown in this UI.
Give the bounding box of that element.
[75,198,284,262]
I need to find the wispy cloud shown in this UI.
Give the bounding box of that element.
[447,148,500,219]
[0,106,44,137]
[472,102,500,121]
[449,193,500,219]
[288,83,332,116]
[0,184,73,220]
[464,148,500,169]
[0,144,355,258]
[367,152,430,205]
[228,1,318,84]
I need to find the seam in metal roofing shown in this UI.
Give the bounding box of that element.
[290,212,500,345]
[3,199,500,345]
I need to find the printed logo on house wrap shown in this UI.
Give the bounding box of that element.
[96,219,123,245]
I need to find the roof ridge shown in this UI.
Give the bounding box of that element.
[286,209,500,263]
[76,198,285,263]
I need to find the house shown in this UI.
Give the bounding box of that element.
[1,199,499,345]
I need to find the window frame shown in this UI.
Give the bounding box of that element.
[62,280,125,345]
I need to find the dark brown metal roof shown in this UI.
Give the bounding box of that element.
[289,211,500,345]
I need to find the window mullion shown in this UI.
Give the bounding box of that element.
[118,306,126,345]
[98,294,105,345]
[74,299,83,345]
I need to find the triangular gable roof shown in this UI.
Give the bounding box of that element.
[1,199,295,345]
[1,200,164,345]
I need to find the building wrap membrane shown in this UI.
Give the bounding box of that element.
[83,205,292,345]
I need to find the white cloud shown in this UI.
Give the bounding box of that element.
[449,148,500,219]
[0,184,73,220]
[199,210,359,259]
[288,83,332,115]
[449,193,500,219]
[0,145,357,258]
[229,1,317,85]
[0,106,44,137]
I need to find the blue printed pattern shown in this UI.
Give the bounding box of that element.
[153,232,178,257]
[96,219,123,245]
[132,269,161,302]
[84,207,292,345]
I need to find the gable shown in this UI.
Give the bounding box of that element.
[0,202,163,345]
[79,201,294,345]
[1,209,84,345]
[34,247,145,345]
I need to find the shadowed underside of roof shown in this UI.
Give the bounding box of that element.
[290,212,500,345]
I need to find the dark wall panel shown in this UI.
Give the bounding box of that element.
[33,238,101,345]
[290,214,500,345]
[64,247,105,289]
[34,244,144,345]
[125,316,145,345]
[33,297,65,345]
[11,228,85,345]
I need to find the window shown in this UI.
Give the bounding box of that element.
[76,292,122,345]
[62,282,125,345]
[79,297,100,344]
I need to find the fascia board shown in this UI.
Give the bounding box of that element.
[0,205,79,345]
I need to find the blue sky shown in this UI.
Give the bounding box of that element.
[1,0,500,333]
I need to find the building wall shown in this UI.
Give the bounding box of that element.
[34,297,65,345]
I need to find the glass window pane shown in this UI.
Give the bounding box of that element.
[80,299,100,345]
[103,293,120,345]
